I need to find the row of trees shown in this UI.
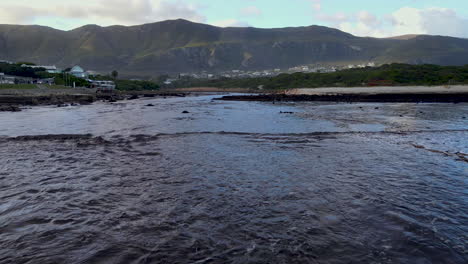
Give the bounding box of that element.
[0,62,44,78]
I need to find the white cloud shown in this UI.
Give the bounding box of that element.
[336,11,388,38]
[0,0,206,28]
[316,12,349,24]
[310,0,322,11]
[357,11,380,28]
[391,7,468,37]
[1,0,468,39]
[314,5,468,38]
[240,6,262,17]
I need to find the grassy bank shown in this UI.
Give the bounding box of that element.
[0,84,37,89]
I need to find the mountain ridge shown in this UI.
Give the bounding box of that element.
[1,19,468,77]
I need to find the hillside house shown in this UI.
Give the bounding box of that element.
[88,80,116,91]
[0,74,54,85]
[0,73,15,84]
[70,66,88,78]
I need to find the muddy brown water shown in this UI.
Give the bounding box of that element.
[0,94,467,264]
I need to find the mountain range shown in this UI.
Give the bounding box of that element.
[1,19,468,77]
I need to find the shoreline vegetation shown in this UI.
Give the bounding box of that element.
[0,62,160,91]
[2,63,468,111]
[171,64,468,89]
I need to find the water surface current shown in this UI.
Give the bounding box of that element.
[0,94,467,263]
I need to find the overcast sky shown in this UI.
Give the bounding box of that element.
[1,0,467,38]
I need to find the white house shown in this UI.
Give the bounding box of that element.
[88,80,116,91]
[41,65,61,74]
[70,66,88,78]
[0,73,15,84]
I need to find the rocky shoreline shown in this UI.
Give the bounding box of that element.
[0,91,188,111]
[0,94,96,106]
[0,105,21,112]
[215,93,468,103]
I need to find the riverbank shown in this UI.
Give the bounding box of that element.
[217,93,468,103]
[0,86,190,111]
[168,87,256,93]
[216,85,468,103]
[0,87,98,109]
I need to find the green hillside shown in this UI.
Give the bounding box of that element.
[1,20,468,76]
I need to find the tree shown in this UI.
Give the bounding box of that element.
[157,74,170,83]
[16,62,36,66]
[111,70,119,79]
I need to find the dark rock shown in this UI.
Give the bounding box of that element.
[128,95,139,100]
[0,105,21,112]
[280,111,295,114]
[182,111,190,114]
[0,94,95,107]
[215,93,468,103]
[146,104,155,107]
[12,134,93,141]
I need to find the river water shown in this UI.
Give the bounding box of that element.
[0,94,467,264]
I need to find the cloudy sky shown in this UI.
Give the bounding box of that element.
[1,0,467,38]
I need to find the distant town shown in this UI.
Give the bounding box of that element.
[178,62,377,81]
[163,62,378,85]
[1,58,379,89]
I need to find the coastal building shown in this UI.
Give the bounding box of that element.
[0,73,55,85]
[70,66,88,78]
[37,78,55,85]
[0,73,15,84]
[88,80,116,91]
[13,76,34,84]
